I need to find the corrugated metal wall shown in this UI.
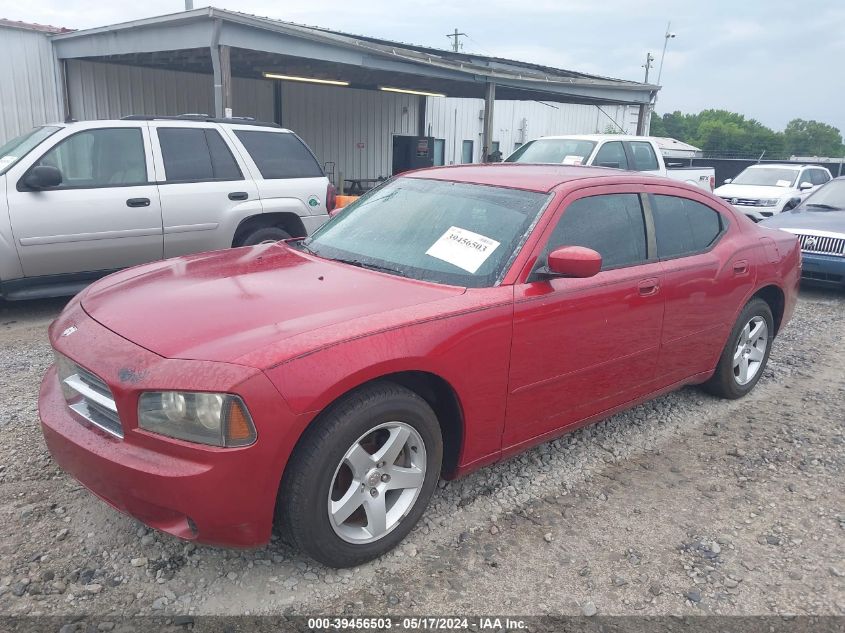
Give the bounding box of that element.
[66,60,274,122]
[0,26,62,145]
[425,97,642,163]
[279,82,420,184]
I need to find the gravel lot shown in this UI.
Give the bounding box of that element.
[0,288,842,620]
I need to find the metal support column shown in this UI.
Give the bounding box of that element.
[210,20,232,118]
[481,82,496,162]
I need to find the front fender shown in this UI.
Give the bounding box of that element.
[0,174,24,284]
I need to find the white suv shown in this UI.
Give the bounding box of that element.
[714,163,831,221]
[0,116,335,300]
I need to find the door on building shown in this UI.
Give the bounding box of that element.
[433,139,445,166]
[7,124,163,278]
[504,189,664,447]
[461,140,474,164]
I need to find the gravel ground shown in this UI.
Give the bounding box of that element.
[0,288,842,619]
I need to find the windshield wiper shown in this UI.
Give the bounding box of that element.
[330,257,407,277]
[805,203,842,210]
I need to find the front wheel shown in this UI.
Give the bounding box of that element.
[277,382,442,568]
[704,298,774,399]
[238,226,291,246]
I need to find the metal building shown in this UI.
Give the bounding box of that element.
[1,8,658,185]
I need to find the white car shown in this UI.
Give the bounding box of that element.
[714,164,832,221]
[0,116,335,300]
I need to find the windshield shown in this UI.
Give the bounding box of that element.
[0,126,61,175]
[801,179,845,210]
[505,139,597,165]
[732,167,798,187]
[301,178,550,288]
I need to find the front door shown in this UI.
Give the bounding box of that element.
[7,124,162,278]
[504,189,665,448]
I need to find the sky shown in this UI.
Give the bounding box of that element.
[3,0,844,134]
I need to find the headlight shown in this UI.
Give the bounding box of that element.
[759,199,780,207]
[138,392,256,447]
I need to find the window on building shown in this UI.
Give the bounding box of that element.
[234,130,323,179]
[542,194,647,270]
[627,141,660,171]
[593,141,628,170]
[461,140,474,164]
[650,195,724,259]
[158,128,242,182]
[433,139,445,166]
[34,128,146,188]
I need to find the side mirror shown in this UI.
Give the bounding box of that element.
[545,246,602,278]
[783,197,801,211]
[23,165,62,190]
[799,181,813,191]
[723,178,732,184]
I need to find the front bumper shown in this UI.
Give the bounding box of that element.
[38,300,301,548]
[800,252,845,288]
[731,205,779,222]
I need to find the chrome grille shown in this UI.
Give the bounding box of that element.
[795,233,845,257]
[720,197,764,207]
[55,355,123,439]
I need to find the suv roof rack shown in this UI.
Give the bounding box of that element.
[120,114,281,128]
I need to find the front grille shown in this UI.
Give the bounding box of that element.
[55,355,123,439]
[795,233,845,257]
[720,197,764,207]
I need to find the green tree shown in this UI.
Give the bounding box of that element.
[783,119,844,157]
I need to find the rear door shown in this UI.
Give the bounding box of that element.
[222,126,329,231]
[6,123,163,278]
[149,121,260,258]
[505,187,665,447]
[647,187,755,384]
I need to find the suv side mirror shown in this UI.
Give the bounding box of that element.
[545,246,602,278]
[799,181,813,191]
[723,178,732,184]
[22,165,62,190]
[784,196,801,211]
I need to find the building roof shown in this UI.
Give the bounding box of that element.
[49,7,658,106]
[0,17,73,33]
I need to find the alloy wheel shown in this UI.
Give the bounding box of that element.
[733,316,768,385]
[327,421,427,544]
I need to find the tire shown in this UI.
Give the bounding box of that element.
[277,381,443,568]
[703,297,774,399]
[237,226,291,246]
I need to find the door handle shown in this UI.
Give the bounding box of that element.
[228,191,249,201]
[733,260,749,275]
[638,278,660,296]
[126,198,150,208]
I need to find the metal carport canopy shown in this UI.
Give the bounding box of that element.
[50,7,660,154]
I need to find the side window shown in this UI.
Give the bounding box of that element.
[593,142,628,169]
[651,195,724,259]
[798,171,813,187]
[810,170,828,185]
[628,141,660,171]
[33,128,146,188]
[158,128,242,183]
[234,130,323,179]
[543,193,647,270]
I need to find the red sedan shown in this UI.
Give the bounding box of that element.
[39,165,800,568]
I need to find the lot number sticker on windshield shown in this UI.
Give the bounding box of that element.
[776,179,792,187]
[425,226,501,274]
[562,155,584,165]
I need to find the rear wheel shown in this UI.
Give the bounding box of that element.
[704,298,773,399]
[278,382,442,568]
[238,226,291,246]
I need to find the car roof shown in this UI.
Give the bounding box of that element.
[531,134,655,143]
[745,163,804,170]
[404,163,662,193]
[47,117,286,131]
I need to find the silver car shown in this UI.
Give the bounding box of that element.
[0,116,334,300]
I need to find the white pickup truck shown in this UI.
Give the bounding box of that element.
[505,134,715,191]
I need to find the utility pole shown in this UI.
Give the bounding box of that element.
[642,52,654,83]
[446,28,467,53]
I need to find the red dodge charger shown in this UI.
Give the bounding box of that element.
[39,165,800,567]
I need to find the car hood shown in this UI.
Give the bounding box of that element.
[81,243,465,366]
[713,183,794,199]
[760,208,845,234]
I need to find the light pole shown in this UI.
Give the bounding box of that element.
[656,22,676,89]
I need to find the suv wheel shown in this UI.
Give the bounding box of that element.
[238,226,291,246]
[704,298,774,399]
[278,382,442,568]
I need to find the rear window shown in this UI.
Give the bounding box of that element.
[234,130,323,179]
[628,141,660,171]
[158,128,242,182]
